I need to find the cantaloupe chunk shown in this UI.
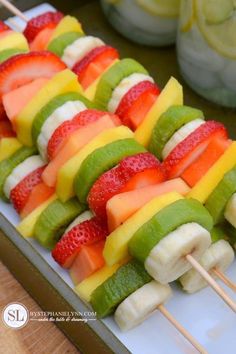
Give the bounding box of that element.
[30,27,55,51]
[2,78,49,126]
[16,70,81,146]
[56,126,133,202]
[49,16,83,42]
[107,179,190,232]
[0,32,29,51]
[104,192,183,266]
[135,77,183,147]
[188,142,236,203]
[17,194,57,238]
[0,30,13,40]
[0,138,22,162]
[42,115,117,187]
[84,59,120,101]
[70,240,105,285]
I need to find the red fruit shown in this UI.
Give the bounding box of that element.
[0,102,7,121]
[23,11,64,43]
[73,45,119,89]
[0,21,10,33]
[0,51,66,99]
[0,120,15,138]
[163,121,228,179]
[10,165,45,214]
[116,80,160,129]
[52,217,108,268]
[88,152,165,219]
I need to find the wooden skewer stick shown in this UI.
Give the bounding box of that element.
[0,0,28,22]
[158,304,208,354]
[212,268,236,292]
[186,254,236,312]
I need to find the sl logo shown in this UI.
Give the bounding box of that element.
[2,302,29,329]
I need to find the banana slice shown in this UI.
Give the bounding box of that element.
[108,73,154,113]
[64,210,93,235]
[62,36,104,68]
[180,240,235,293]
[224,193,236,228]
[145,222,211,284]
[162,119,205,159]
[3,155,45,199]
[37,100,86,161]
[114,281,172,331]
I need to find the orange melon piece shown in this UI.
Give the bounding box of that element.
[42,115,117,187]
[30,27,55,51]
[2,78,49,127]
[107,178,190,232]
[70,240,105,285]
[0,30,13,40]
[20,182,55,219]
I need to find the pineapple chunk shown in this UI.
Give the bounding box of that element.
[50,16,83,42]
[0,138,22,162]
[0,32,28,51]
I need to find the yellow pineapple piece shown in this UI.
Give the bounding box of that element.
[16,69,81,146]
[104,192,183,266]
[188,142,236,203]
[56,126,133,202]
[17,195,57,238]
[50,16,83,42]
[0,32,29,51]
[135,77,183,147]
[0,138,22,162]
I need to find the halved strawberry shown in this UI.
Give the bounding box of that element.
[116,80,160,129]
[10,165,46,214]
[0,21,10,33]
[73,45,119,89]
[23,11,64,43]
[52,216,108,268]
[88,152,165,219]
[0,102,7,121]
[163,121,228,179]
[0,119,15,138]
[0,51,66,99]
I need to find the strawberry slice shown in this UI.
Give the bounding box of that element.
[88,152,165,219]
[0,119,15,138]
[23,11,64,43]
[116,80,160,129]
[10,165,45,214]
[73,45,119,89]
[0,21,10,33]
[0,102,7,121]
[52,216,108,268]
[0,51,66,99]
[163,121,228,179]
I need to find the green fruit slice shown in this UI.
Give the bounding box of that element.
[129,198,213,263]
[34,197,85,249]
[223,221,236,248]
[0,48,27,64]
[205,167,236,224]
[90,260,151,318]
[47,31,84,57]
[32,92,94,143]
[149,105,204,159]
[136,0,180,17]
[0,146,37,201]
[94,58,148,110]
[74,139,146,203]
[211,226,226,243]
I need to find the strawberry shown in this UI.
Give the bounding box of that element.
[163,121,228,179]
[23,11,64,43]
[10,165,45,214]
[0,21,10,33]
[0,102,7,121]
[88,152,165,219]
[0,51,66,99]
[116,80,160,129]
[0,119,15,138]
[73,45,119,88]
[52,216,108,268]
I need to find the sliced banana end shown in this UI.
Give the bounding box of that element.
[180,240,235,293]
[114,281,172,331]
[224,193,236,228]
[145,223,211,284]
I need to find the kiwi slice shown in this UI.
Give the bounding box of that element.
[205,167,236,225]
[34,197,85,249]
[149,105,204,159]
[129,198,213,263]
[74,139,146,203]
[0,146,37,201]
[47,31,84,57]
[94,58,148,110]
[211,226,226,243]
[0,48,27,64]
[90,260,151,318]
[31,92,95,143]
